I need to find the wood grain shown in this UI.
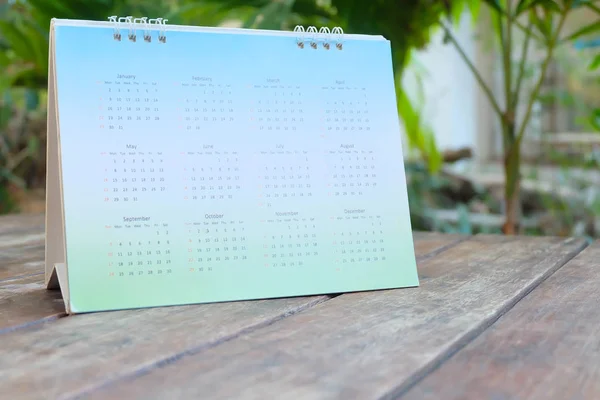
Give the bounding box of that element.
[84,235,586,400]
[412,232,468,262]
[0,258,44,281]
[0,213,44,241]
[0,213,54,334]
[0,219,461,334]
[0,213,45,282]
[402,241,600,400]
[0,230,462,399]
[0,246,45,282]
[0,274,65,333]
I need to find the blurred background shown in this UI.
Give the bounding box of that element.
[0,0,598,239]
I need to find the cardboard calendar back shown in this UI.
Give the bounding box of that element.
[44,21,72,312]
[46,17,419,314]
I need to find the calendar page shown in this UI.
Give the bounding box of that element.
[52,19,418,313]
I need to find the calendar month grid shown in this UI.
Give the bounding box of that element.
[53,23,418,312]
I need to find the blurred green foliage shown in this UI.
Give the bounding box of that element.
[189,0,482,173]
[0,0,474,214]
[590,53,600,131]
[0,0,478,89]
[3,0,597,237]
[440,0,600,234]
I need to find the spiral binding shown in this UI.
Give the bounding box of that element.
[294,25,344,50]
[107,18,342,48]
[108,16,168,43]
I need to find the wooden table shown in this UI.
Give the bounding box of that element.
[1,213,599,400]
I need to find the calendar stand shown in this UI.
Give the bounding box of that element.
[44,24,73,313]
[43,17,419,314]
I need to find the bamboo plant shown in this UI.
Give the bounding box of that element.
[439,0,600,234]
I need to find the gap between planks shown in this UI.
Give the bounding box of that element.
[0,232,466,336]
[378,236,589,400]
[401,240,600,400]
[81,234,587,400]
[72,233,467,398]
[69,295,331,400]
[413,232,470,263]
[0,274,67,334]
[0,314,67,336]
[0,232,466,400]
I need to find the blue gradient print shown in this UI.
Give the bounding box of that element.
[52,21,418,313]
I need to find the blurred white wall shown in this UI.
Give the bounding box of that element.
[399,11,487,161]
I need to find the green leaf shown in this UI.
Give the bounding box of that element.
[6,64,43,88]
[572,0,600,13]
[64,0,115,20]
[424,130,442,173]
[0,104,11,131]
[193,0,270,9]
[516,0,562,15]
[396,81,441,174]
[20,0,75,19]
[467,0,482,24]
[242,0,295,30]
[450,1,466,25]
[0,166,26,188]
[590,54,600,71]
[19,18,48,74]
[537,0,562,11]
[0,49,11,67]
[528,8,552,40]
[481,0,505,14]
[0,183,17,213]
[21,0,116,29]
[166,3,252,27]
[591,109,600,131]
[515,0,531,16]
[587,2,600,13]
[0,21,36,64]
[27,135,40,155]
[292,0,336,20]
[397,89,421,146]
[562,21,600,42]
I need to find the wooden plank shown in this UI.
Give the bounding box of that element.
[402,241,600,400]
[0,274,65,333]
[0,213,44,240]
[0,212,45,282]
[0,232,45,252]
[81,234,586,400]
[0,231,462,399]
[412,232,467,261]
[0,260,44,282]
[0,296,327,398]
[0,227,461,334]
[0,213,55,332]
[0,244,45,282]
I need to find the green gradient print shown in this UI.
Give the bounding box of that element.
[53,20,417,313]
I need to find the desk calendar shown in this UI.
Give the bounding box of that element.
[44,17,419,314]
